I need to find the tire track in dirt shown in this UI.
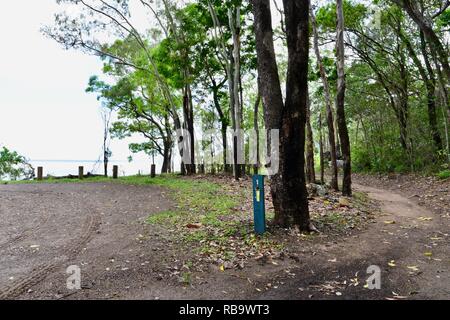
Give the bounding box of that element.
[0,209,101,299]
[0,190,57,250]
[0,215,52,251]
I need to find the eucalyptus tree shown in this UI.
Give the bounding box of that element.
[251,0,313,231]
[336,0,352,196]
[87,69,176,174]
[310,5,339,191]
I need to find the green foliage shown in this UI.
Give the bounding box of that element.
[315,0,368,31]
[0,147,33,181]
[437,170,450,180]
[47,0,450,180]
[436,9,450,28]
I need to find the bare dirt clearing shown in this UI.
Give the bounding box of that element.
[0,182,175,299]
[0,175,448,300]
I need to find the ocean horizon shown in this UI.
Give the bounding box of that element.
[29,158,164,177]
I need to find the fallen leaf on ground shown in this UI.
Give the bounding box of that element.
[186,223,202,229]
[407,266,419,272]
[388,260,396,267]
[339,198,351,207]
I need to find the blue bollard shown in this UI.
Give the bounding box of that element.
[252,175,266,235]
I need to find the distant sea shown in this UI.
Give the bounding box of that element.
[29,159,165,178]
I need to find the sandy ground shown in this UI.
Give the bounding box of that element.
[0,176,448,300]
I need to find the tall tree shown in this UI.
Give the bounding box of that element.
[252,0,313,230]
[310,7,339,191]
[335,0,352,196]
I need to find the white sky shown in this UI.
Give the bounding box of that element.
[0,0,153,173]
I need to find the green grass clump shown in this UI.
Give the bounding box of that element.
[142,175,241,230]
[437,169,450,180]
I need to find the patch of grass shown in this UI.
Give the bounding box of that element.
[147,210,179,224]
[313,211,348,232]
[143,175,241,231]
[180,272,192,286]
[437,169,450,180]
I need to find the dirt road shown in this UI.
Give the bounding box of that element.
[252,181,450,300]
[0,178,448,300]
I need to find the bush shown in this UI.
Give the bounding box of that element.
[0,147,34,181]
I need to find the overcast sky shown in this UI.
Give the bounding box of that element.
[0,0,141,165]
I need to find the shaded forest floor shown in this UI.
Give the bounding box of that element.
[0,173,448,300]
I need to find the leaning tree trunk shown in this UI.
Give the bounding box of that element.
[310,7,339,191]
[252,0,312,231]
[335,0,352,196]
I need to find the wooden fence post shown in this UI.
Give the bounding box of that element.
[113,165,119,179]
[78,166,84,180]
[37,167,43,181]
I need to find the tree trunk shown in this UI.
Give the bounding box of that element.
[229,6,243,181]
[319,112,325,185]
[251,0,283,218]
[252,0,312,231]
[182,84,196,175]
[187,85,196,175]
[306,95,316,184]
[161,141,171,174]
[103,154,108,177]
[254,93,261,174]
[310,7,339,191]
[335,0,352,196]
[212,84,229,169]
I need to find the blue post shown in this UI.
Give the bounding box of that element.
[252,175,266,235]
